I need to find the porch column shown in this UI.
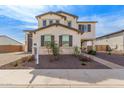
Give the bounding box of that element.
[36,43,39,64]
[34,43,39,64]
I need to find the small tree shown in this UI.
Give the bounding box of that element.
[73,46,80,57]
[107,45,112,55]
[50,41,60,60]
[45,42,51,55]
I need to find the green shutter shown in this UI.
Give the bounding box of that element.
[59,35,62,46]
[41,35,44,46]
[88,24,91,32]
[69,35,72,46]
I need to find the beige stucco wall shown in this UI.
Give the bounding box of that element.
[78,23,96,40]
[37,13,78,29]
[37,14,65,28]
[37,13,96,40]
[57,12,78,29]
[32,25,81,55]
[95,32,124,51]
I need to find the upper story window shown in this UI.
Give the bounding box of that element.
[68,21,72,27]
[79,25,82,31]
[49,20,53,25]
[43,20,46,27]
[56,20,60,24]
[78,24,91,32]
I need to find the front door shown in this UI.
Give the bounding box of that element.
[27,34,32,52]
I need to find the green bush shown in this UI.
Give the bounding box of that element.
[87,50,96,55]
[81,61,86,65]
[50,41,60,57]
[73,46,80,56]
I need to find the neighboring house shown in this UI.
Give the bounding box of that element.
[95,30,124,53]
[24,11,97,54]
[0,35,23,53]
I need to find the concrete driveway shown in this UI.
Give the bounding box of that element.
[0,69,124,87]
[0,52,31,66]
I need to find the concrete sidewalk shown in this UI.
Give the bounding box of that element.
[0,69,124,87]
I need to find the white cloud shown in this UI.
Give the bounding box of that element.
[1,5,124,37]
[0,5,47,23]
[0,5,70,23]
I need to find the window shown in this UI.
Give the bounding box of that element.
[59,35,72,47]
[78,25,82,31]
[41,35,54,46]
[43,20,46,27]
[49,20,53,25]
[44,35,52,46]
[68,21,72,27]
[62,35,69,47]
[78,24,91,32]
[88,24,91,32]
[84,25,88,32]
[56,20,60,24]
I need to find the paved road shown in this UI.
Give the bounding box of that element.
[0,69,124,87]
[0,52,31,66]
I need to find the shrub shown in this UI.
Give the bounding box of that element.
[79,55,91,62]
[107,49,112,55]
[73,46,80,56]
[81,61,86,65]
[13,62,18,67]
[47,41,60,61]
[27,55,35,62]
[87,50,96,55]
[50,41,60,57]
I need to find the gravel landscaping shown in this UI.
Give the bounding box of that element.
[37,55,110,69]
[0,54,110,69]
[95,52,124,66]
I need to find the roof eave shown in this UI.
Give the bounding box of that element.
[24,23,82,34]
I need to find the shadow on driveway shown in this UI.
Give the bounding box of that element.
[29,69,124,84]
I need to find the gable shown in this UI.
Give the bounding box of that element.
[56,11,78,18]
[36,12,66,19]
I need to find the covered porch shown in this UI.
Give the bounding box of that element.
[81,39,95,52]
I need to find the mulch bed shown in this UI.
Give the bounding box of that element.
[0,55,110,69]
[95,52,124,66]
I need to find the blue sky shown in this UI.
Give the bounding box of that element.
[0,5,124,43]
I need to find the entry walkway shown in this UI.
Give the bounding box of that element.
[0,69,124,87]
[82,53,124,69]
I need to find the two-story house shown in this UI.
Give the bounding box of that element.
[24,11,97,55]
